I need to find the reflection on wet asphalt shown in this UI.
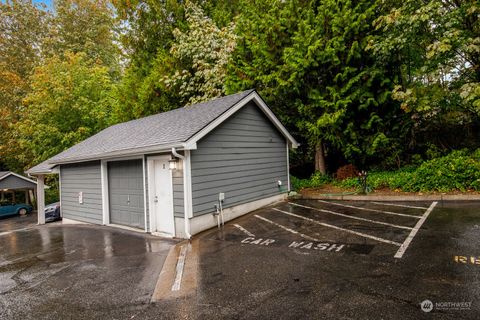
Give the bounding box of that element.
[1,200,480,319]
[0,224,177,319]
[0,213,37,234]
[194,200,480,319]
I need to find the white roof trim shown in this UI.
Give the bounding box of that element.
[49,142,186,165]
[0,172,38,185]
[184,91,300,149]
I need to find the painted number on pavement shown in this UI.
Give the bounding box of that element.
[454,256,480,265]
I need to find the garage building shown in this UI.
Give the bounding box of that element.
[26,90,299,238]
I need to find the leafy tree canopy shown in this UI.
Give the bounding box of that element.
[14,52,114,171]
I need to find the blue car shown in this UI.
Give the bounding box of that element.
[0,201,33,218]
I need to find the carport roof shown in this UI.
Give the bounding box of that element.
[0,171,38,188]
[27,89,299,175]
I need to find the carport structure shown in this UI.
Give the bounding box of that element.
[0,171,38,207]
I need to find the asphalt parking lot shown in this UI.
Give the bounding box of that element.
[1,200,479,319]
[0,222,177,319]
[193,200,480,319]
[0,213,38,234]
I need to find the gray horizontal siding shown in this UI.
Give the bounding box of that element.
[191,101,288,216]
[60,161,103,224]
[173,159,184,217]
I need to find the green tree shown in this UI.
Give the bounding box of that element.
[227,0,405,171]
[111,0,242,122]
[162,1,236,104]
[0,0,52,170]
[370,0,480,152]
[111,0,186,122]
[0,0,120,171]
[51,0,120,72]
[14,52,114,170]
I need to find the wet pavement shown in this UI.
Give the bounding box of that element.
[0,223,178,319]
[192,200,480,319]
[1,200,479,319]
[0,213,38,234]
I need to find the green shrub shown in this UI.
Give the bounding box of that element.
[333,169,415,191]
[293,149,480,192]
[407,149,480,192]
[291,172,332,191]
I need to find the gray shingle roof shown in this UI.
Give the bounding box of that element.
[27,90,255,174]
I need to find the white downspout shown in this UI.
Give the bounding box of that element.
[172,147,191,240]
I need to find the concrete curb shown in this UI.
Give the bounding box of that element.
[299,193,480,201]
[151,239,198,302]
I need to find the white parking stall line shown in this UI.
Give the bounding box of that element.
[316,200,421,219]
[371,202,428,210]
[254,215,319,242]
[272,208,402,246]
[394,201,438,259]
[233,224,255,237]
[171,245,188,291]
[289,202,413,231]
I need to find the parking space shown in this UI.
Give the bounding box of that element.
[194,200,480,319]
[212,199,437,259]
[1,201,479,319]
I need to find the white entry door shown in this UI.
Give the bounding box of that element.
[149,156,175,236]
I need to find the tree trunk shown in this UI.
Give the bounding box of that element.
[315,141,326,174]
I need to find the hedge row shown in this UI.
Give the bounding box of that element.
[292,149,480,192]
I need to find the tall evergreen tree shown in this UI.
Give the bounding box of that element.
[227,0,407,171]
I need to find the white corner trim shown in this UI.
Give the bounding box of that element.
[286,141,291,192]
[185,92,299,149]
[100,160,110,225]
[142,156,148,232]
[58,168,63,218]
